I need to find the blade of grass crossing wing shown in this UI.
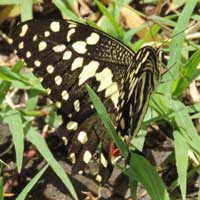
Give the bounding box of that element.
[124,153,170,200]
[173,131,189,200]
[25,123,78,200]
[86,84,128,158]
[16,165,48,200]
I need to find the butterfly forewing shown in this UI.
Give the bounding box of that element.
[11,19,135,181]
[10,19,160,182]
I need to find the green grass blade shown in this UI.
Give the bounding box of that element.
[86,84,128,158]
[0,66,30,86]
[0,177,3,200]
[172,100,200,156]
[94,0,124,39]
[125,153,170,200]
[52,0,80,21]
[19,0,33,21]
[173,131,189,200]
[0,62,24,104]
[162,0,198,93]
[198,187,200,200]
[25,124,78,200]
[3,110,24,173]
[0,0,18,4]
[26,90,39,110]
[16,164,48,200]
[152,94,200,157]
[172,49,200,96]
[123,23,147,44]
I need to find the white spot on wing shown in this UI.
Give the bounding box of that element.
[78,61,99,85]
[95,68,113,92]
[54,75,62,86]
[61,90,69,101]
[50,21,60,32]
[66,121,78,130]
[62,136,68,145]
[38,41,47,51]
[46,65,54,74]
[69,153,76,164]
[96,175,102,182]
[78,170,83,175]
[120,118,125,130]
[74,100,80,112]
[100,153,108,168]
[20,24,28,37]
[69,23,77,28]
[18,41,24,49]
[71,57,84,71]
[105,82,119,108]
[8,38,13,44]
[63,51,72,60]
[56,101,61,108]
[44,31,50,37]
[77,131,88,144]
[83,150,92,164]
[34,60,41,67]
[33,35,38,41]
[67,28,75,42]
[72,41,87,54]
[26,51,31,58]
[53,44,66,52]
[86,32,100,45]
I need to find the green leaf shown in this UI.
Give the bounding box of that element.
[174,131,189,200]
[172,49,200,96]
[125,153,170,200]
[162,0,198,93]
[0,0,18,4]
[3,110,24,173]
[16,165,48,200]
[86,84,128,158]
[0,62,24,104]
[25,124,78,200]
[123,23,147,44]
[19,0,33,21]
[0,177,3,200]
[26,90,40,110]
[94,0,124,39]
[0,66,30,86]
[52,0,80,21]
[172,100,200,156]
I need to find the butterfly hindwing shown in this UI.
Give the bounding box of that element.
[116,46,160,137]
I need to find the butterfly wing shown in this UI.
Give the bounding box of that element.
[116,46,160,138]
[11,19,135,181]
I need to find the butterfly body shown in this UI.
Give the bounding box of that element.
[11,19,160,182]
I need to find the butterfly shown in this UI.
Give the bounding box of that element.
[10,19,160,182]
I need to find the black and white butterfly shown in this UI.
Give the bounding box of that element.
[10,19,160,182]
